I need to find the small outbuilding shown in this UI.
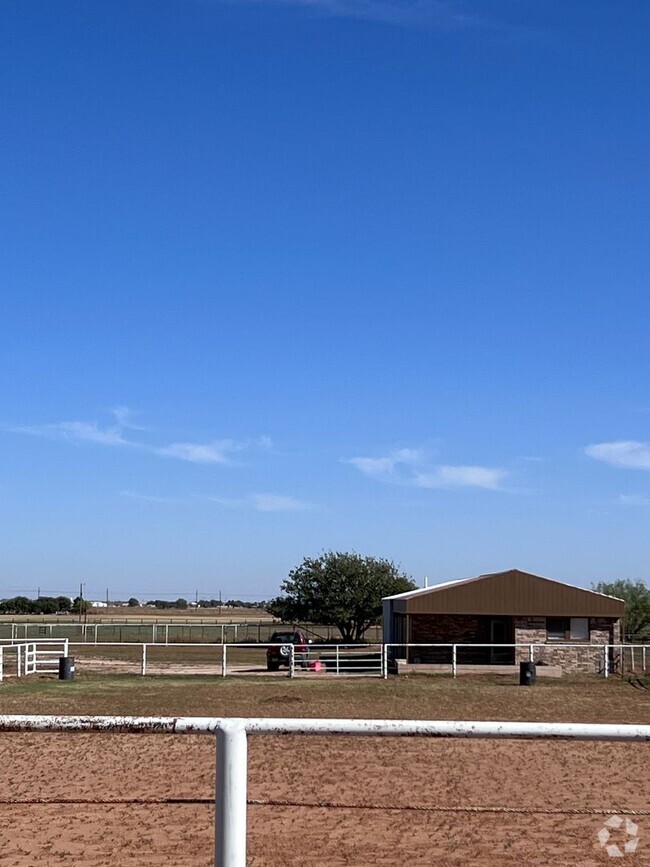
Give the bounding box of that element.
[382,569,624,674]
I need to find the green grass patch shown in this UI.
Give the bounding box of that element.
[1,672,647,724]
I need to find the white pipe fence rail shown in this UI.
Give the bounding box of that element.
[0,714,648,867]
[0,621,383,645]
[62,641,649,678]
[382,642,650,678]
[0,639,69,681]
[1,640,648,680]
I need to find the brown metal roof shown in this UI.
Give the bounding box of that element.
[388,569,624,617]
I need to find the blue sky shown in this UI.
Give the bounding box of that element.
[2,0,649,601]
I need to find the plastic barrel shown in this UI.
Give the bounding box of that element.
[519,660,536,686]
[58,656,75,681]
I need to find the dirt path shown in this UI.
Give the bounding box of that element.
[0,732,647,865]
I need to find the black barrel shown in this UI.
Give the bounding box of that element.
[519,660,536,686]
[58,656,75,681]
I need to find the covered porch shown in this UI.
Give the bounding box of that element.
[391,612,515,665]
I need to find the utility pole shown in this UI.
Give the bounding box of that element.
[106,587,109,606]
[79,582,85,623]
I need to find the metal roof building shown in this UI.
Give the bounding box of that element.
[382,569,624,673]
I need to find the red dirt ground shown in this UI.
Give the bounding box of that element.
[0,732,648,866]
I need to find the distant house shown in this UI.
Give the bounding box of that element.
[88,601,108,608]
[382,569,624,674]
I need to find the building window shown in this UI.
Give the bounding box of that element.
[569,617,589,640]
[547,617,569,639]
[546,617,590,640]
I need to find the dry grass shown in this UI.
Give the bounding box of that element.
[1,671,648,722]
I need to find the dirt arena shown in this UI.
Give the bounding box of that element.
[0,675,648,866]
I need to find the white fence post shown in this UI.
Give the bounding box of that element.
[94,624,98,645]
[215,721,248,867]
[452,644,457,679]
[529,644,534,663]
[152,624,156,644]
[382,643,388,679]
[604,645,609,678]
[141,644,147,676]
[643,646,647,674]
[222,644,227,678]
[165,624,169,646]
[0,646,3,682]
[289,645,295,679]
[335,645,340,676]
[17,644,22,678]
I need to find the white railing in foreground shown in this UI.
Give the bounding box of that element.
[0,715,649,867]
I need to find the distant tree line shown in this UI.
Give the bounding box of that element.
[143,598,267,610]
[0,595,75,615]
[145,598,190,610]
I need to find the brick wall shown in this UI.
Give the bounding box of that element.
[513,617,546,664]
[514,616,620,673]
[408,614,490,663]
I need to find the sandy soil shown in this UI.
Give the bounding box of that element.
[0,731,648,866]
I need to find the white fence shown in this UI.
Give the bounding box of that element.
[64,641,384,678]
[0,620,382,645]
[0,714,648,867]
[0,640,69,681]
[65,641,649,679]
[1,641,648,681]
[382,642,650,678]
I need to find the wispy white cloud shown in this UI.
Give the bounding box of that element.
[229,0,486,29]
[155,440,242,465]
[208,493,312,512]
[585,440,650,471]
[250,493,311,512]
[348,448,421,482]
[347,447,506,490]
[111,406,148,431]
[617,494,650,506]
[7,410,251,467]
[415,464,505,490]
[10,419,132,448]
[119,490,178,504]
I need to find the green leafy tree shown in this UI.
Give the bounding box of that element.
[34,597,58,615]
[71,596,89,614]
[592,579,650,638]
[175,597,188,610]
[267,551,416,642]
[127,597,140,607]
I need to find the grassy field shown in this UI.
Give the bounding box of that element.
[1,671,648,722]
